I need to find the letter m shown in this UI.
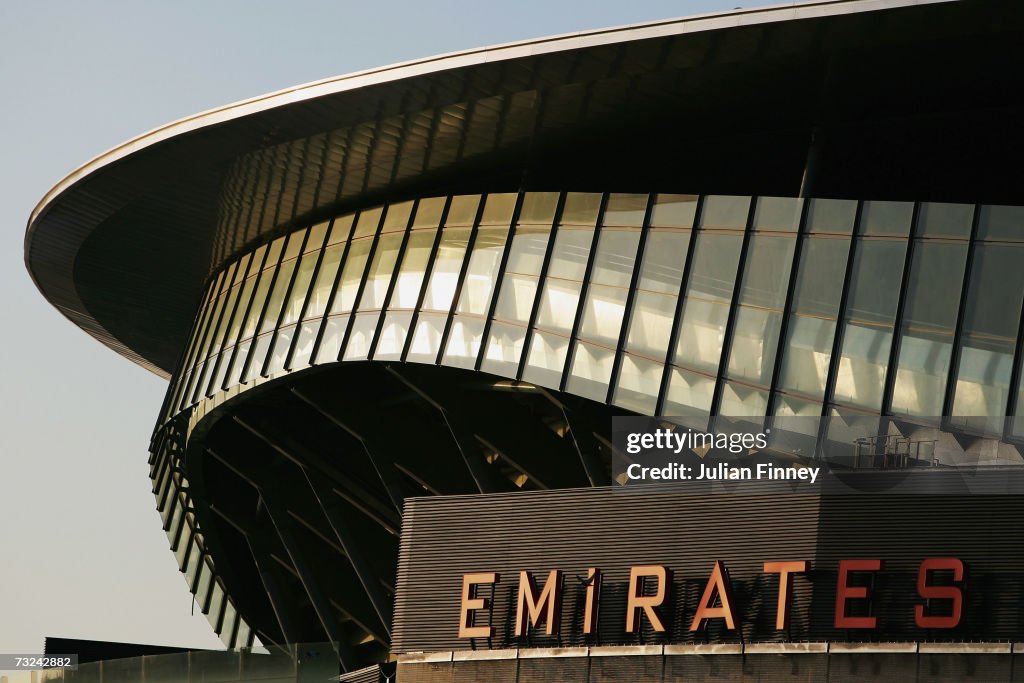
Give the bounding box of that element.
[515,570,562,636]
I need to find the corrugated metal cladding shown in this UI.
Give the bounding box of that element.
[392,483,1024,654]
[398,653,1024,682]
[338,663,391,683]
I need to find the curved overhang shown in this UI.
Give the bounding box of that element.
[27,0,1024,377]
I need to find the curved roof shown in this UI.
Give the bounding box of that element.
[27,0,1019,377]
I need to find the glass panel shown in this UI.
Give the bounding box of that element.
[374,311,412,361]
[329,235,374,315]
[918,202,973,238]
[221,250,264,348]
[328,214,355,245]
[184,538,201,589]
[243,333,273,381]
[832,240,908,409]
[222,601,238,647]
[663,366,715,417]
[649,194,698,229]
[207,581,226,632]
[622,225,691,360]
[390,228,438,309]
[532,225,593,333]
[383,200,414,231]
[357,230,403,311]
[490,224,553,324]
[560,192,602,226]
[776,235,852,397]
[279,249,318,327]
[719,381,768,418]
[778,315,836,398]
[672,232,743,372]
[951,243,1024,430]
[771,393,822,457]
[257,251,298,334]
[518,191,560,225]
[521,331,570,390]
[314,316,348,364]
[407,313,446,363]
[603,193,647,227]
[446,194,481,226]
[977,204,1024,242]
[238,237,285,342]
[480,322,528,377]
[413,196,447,228]
[859,200,913,237]
[724,233,795,385]
[421,226,471,311]
[265,324,295,375]
[611,354,662,415]
[303,242,344,321]
[343,312,379,360]
[195,560,214,610]
[443,317,486,369]
[288,320,322,369]
[304,221,331,253]
[752,196,802,232]
[699,195,750,230]
[565,342,615,402]
[577,226,642,348]
[480,193,518,226]
[579,283,629,346]
[454,224,509,316]
[352,206,383,238]
[805,198,857,234]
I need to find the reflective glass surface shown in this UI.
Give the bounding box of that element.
[164,193,1024,437]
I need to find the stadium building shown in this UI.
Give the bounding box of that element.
[24,0,1024,680]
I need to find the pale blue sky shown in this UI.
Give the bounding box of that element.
[0,0,789,652]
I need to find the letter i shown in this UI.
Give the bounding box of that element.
[583,568,601,634]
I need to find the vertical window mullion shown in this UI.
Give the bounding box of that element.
[603,195,654,404]
[941,204,983,421]
[655,196,705,415]
[337,208,389,361]
[218,245,273,392]
[186,265,237,406]
[880,202,922,416]
[517,193,568,381]
[237,237,289,384]
[369,202,420,359]
[283,220,336,371]
[260,228,313,377]
[708,198,758,418]
[559,194,612,393]
[401,197,453,362]
[202,252,256,398]
[435,197,486,365]
[474,193,527,372]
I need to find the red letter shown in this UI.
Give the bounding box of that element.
[626,565,669,632]
[515,570,562,636]
[915,558,965,628]
[763,561,809,630]
[834,560,882,629]
[690,561,737,631]
[459,572,499,638]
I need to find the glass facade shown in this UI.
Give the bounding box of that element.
[162,193,1024,444]
[148,191,1024,655]
[147,420,253,650]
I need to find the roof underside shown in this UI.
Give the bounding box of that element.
[24,0,1024,377]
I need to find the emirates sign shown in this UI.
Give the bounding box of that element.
[458,558,965,638]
